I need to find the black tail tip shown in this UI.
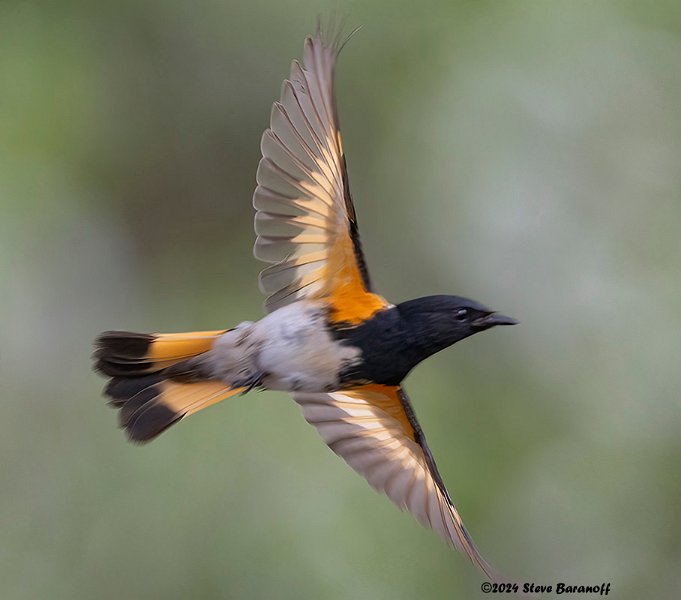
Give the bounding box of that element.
[93,331,156,377]
[126,404,183,444]
[94,331,154,358]
[102,373,183,444]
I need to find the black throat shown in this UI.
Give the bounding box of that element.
[332,297,479,387]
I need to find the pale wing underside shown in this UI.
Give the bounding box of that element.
[293,386,499,581]
[253,35,371,314]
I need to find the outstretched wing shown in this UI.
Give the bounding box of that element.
[293,384,500,581]
[253,32,387,323]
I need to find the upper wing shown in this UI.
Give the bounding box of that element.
[253,32,387,323]
[293,384,500,581]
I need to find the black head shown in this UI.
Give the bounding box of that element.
[397,294,517,353]
[334,294,517,388]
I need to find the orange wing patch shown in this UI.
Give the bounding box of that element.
[325,229,388,323]
[342,384,417,440]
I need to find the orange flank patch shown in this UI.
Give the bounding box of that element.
[148,330,227,362]
[344,384,416,442]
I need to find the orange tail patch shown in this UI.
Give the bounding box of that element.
[105,377,244,443]
[94,330,227,377]
[94,329,240,443]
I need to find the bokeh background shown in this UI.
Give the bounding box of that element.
[2,1,681,598]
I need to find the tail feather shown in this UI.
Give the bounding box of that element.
[94,330,242,443]
[94,330,228,377]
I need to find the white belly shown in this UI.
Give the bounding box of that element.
[255,302,360,392]
[210,301,361,393]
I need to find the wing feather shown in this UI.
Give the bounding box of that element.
[253,32,387,321]
[293,385,500,581]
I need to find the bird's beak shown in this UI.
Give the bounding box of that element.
[472,312,518,330]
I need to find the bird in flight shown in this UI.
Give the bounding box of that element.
[94,27,517,581]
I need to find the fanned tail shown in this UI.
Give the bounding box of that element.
[94,330,243,443]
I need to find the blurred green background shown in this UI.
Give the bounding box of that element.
[2,1,681,598]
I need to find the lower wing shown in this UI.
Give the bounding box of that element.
[293,384,500,581]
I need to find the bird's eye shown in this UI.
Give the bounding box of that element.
[455,308,469,321]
